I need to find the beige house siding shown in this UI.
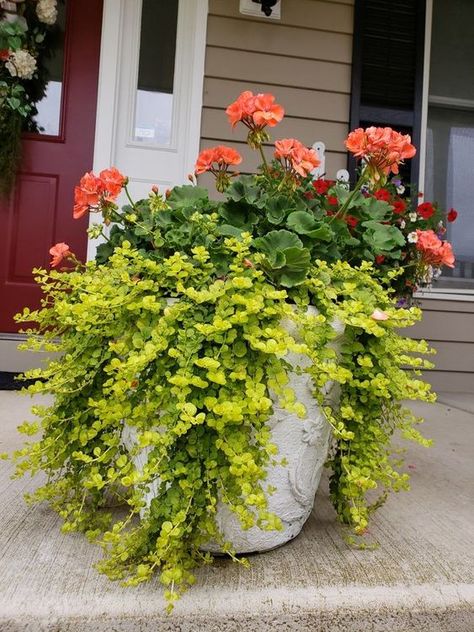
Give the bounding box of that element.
[199,0,473,394]
[199,0,354,189]
[411,299,474,393]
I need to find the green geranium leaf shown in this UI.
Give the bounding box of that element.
[361,221,406,251]
[166,185,208,210]
[216,224,247,238]
[226,175,265,208]
[253,229,303,254]
[277,246,311,287]
[362,198,392,221]
[219,201,259,229]
[286,211,332,241]
[265,196,289,225]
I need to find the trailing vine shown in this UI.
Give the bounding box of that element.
[13,238,434,609]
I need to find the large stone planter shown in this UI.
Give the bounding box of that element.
[123,306,344,554]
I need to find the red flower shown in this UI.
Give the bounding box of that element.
[447,208,458,222]
[0,49,9,61]
[392,200,407,215]
[304,191,315,200]
[374,189,391,202]
[327,195,338,206]
[417,202,435,219]
[346,215,359,228]
[375,254,385,265]
[49,242,72,268]
[312,178,331,195]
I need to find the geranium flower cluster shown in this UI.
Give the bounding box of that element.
[194,145,242,192]
[345,126,416,183]
[225,90,284,148]
[274,138,320,178]
[73,167,126,220]
[415,229,455,268]
[49,242,72,268]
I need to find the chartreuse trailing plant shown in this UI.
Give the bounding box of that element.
[11,89,447,610]
[14,239,434,607]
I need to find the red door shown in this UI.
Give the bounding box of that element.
[0,0,103,332]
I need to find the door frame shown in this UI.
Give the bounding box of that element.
[88,0,209,260]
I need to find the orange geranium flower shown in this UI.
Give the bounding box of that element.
[225,91,284,147]
[195,145,242,175]
[49,242,72,268]
[274,138,320,178]
[195,145,242,191]
[415,229,455,268]
[345,127,416,179]
[99,167,126,199]
[73,172,104,219]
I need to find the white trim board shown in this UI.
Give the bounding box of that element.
[88,0,209,261]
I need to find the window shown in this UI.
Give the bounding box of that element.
[424,0,474,291]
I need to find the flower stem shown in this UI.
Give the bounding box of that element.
[336,173,367,219]
[258,144,270,176]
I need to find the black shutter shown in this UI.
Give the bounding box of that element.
[349,0,426,185]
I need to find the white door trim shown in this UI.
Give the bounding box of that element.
[88,0,209,260]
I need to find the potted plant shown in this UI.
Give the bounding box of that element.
[11,91,455,610]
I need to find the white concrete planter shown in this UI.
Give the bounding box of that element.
[123,306,343,554]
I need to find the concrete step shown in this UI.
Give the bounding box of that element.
[0,393,473,632]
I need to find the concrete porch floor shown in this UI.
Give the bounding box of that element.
[0,392,473,632]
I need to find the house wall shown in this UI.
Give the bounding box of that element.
[410,298,474,393]
[198,0,473,394]
[199,0,354,189]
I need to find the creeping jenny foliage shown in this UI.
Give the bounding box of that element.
[13,231,435,609]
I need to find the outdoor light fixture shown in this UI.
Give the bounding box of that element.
[252,0,278,17]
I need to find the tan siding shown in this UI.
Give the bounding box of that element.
[401,310,474,342]
[203,79,351,122]
[201,0,353,182]
[205,48,351,94]
[201,109,348,150]
[208,0,354,33]
[422,371,474,394]
[409,300,474,392]
[206,16,353,64]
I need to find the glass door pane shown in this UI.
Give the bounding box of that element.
[27,0,67,136]
[133,0,179,146]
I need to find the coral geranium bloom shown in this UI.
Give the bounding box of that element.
[99,167,126,199]
[252,93,285,128]
[195,148,218,175]
[345,127,416,177]
[73,172,104,218]
[226,90,255,127]
[49,242,71,268]
[195,146,242,175]
[415,229,455,268]
[225,90,284,130]
[274,138,320,178]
